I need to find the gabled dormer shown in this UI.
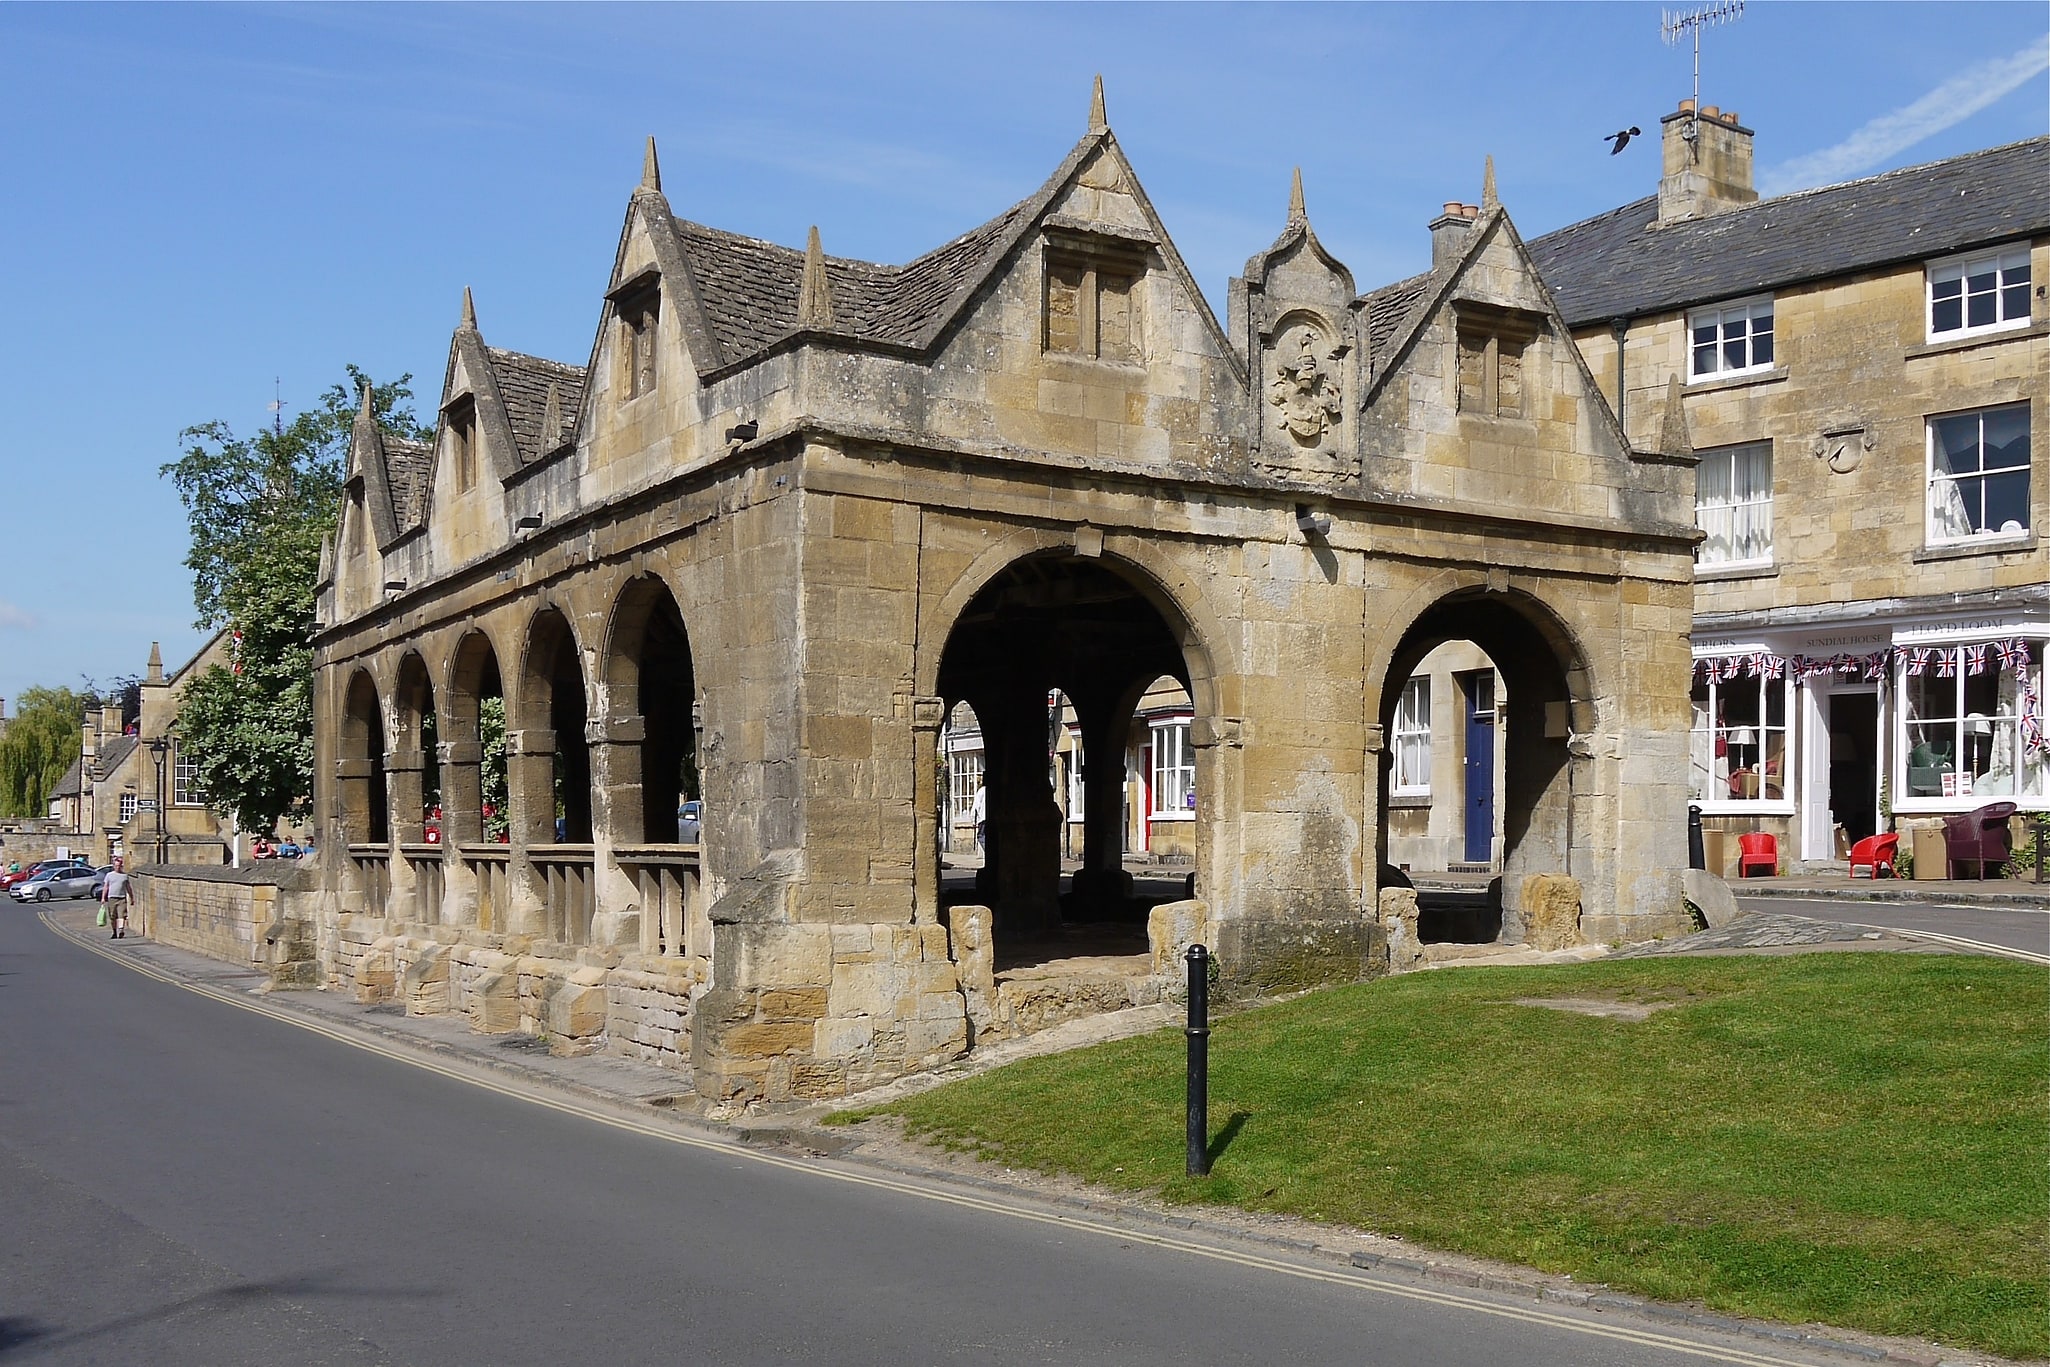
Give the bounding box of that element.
[1358,161,1643,525]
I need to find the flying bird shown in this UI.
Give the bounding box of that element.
[1605,126,1642,155]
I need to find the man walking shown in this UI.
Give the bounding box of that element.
[100,857,132,939]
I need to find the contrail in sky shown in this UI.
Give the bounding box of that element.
[1760,37,2049,196]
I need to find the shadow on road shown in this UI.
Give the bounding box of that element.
[0,1272,436,1361]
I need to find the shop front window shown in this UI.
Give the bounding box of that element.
[1899,645,2047,802]
[1689,661,1789,805]
[1149,718,1195,819]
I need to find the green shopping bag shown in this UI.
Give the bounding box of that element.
[96,904,107,927]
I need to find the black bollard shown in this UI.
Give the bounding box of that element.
[1185,943,1211,1177]
[1687,804,1706,871]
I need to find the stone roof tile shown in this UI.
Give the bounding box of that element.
[1528,137,2050,325]
[487,347,587,465]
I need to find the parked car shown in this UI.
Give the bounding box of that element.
[678,800,702,844]
[3,858,90,892]
[11,863,104,902]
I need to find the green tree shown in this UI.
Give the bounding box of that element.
[162,368,431,833]
[0,687,93,817]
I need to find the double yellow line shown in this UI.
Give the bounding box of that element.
[43,912,1837,1367]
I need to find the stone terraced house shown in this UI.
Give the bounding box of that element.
[310,84,1705,1102]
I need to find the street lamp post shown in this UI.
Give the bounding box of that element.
[146,736,170,866]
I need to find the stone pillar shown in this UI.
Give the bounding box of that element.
[438,738,482,925]
[981,680,1061,933]
[1068,700,1131,917]
[385,747,426,923]
[589,713,645,948]
[505,727,555,935]
[910,696,945,926]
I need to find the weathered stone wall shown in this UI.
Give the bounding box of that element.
[130,863,312,973]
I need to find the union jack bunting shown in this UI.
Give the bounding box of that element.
[1905,647,1931,677]
[1994,638,2028,672]
[1762,654,1785,680]
[1935,649,1957,677]
[1862,652,1888,681]
[1964,644,1989,675]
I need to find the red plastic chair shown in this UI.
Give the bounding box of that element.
[1737,832,1778,878]
[1848,832,1899,879]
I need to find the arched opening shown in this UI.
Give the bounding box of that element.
[446,632,505,846]
[1377,590,1585,945]
[603,576,698,843]
[935,553,1202,965]
[518,606,591,845]
[391,653,439,844]
[340,669,388,845]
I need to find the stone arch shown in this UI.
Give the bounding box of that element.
[339,668,388,845]
[931,542,1218,938]
[601,573,699,843]
[1368,575,1601,941]
[389,650,437,847]
[515,602,592,845]
[443,628,506,847]
[916,528,1228,724]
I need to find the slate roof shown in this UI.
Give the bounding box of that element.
[382,437,433,527]
[1361,271,1433,371]
[50,758,82,800]
[672,199,1037,369]
[487,347,586,464]
[94,735,138,781]
[1527,137,2050,326]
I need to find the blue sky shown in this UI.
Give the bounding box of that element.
[0,2,2044,711]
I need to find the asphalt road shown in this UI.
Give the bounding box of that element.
[1735,892,2050,958]
[2,911,1874,1367]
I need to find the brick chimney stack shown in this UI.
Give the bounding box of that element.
[1658,99,1757,224]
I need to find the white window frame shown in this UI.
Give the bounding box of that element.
[1689,660,1794,813]
[1688,296,1775,382]
[173,751,201,806]
[1926,404,2031,544]
[1392,677,1432,796]
[1064,727,1085,824]
[1927,246,2032,341]
[947,745,984,824]
[119,791,139,824]
[1695,440,1774,568]
[1894,642,2047,810]
[1148,716,1195,820]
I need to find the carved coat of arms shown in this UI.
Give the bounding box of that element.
[1269,328,1342,444]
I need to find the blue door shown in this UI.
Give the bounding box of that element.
[1461,672,1496,865]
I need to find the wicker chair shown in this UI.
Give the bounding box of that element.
[1943,802,2017,880]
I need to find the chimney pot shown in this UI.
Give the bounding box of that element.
[1700,104,1720,119]
[1679,97,1696,114]
[1463,203,1480,217]
[1443,200,1463,217]
[1722,110,1739,125]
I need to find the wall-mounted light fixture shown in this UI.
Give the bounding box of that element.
[1294,503,1332,539]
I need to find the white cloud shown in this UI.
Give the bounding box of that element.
[1761,38,2050,196]
[0,601,38,631]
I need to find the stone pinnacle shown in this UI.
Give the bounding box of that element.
[1289,167,1306,224]
[1088,74,1107,133]
[1482,155,1498,211]
[1658,373,1694,459]
[642,135,661,192]
[461,286,477,331]
[798,225,835,329]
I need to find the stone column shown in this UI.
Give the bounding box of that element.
[384,747,425,923]
[981,679,1062,934]
[438,739,483,925]
[1067,696,1132,918]
[910,696,945,926]
[503,728,554,935]
[589,713,645,948]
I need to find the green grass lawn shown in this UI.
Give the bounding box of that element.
[847,953,2049,1360]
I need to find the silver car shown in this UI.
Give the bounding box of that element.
[11,863,102,902]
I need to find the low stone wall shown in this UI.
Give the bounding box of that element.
[131,862,315,973]
[0,828,91,868]
[330,913,707,1071]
